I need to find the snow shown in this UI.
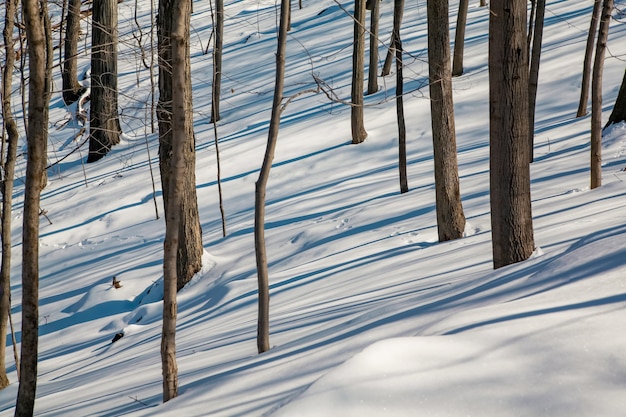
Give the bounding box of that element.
[1,0,626,416]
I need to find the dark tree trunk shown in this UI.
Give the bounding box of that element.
[158,0,203,291]
[62,0,84,105]
[489,0,534,269]
[394,0,407,193]
[15,0,50,412]
[366,0,380,95]
[427,0,466,242]
[211,0,223,122]
[381,31,395,77]
[0,0,19,391]
[88,0,121,162]
[452,0,469,77]
[255,0,290,354]
[528,0,546,163]
[591,0,614,189]
[605,69,626,128]
[577,0,602,118]
[351,0,368,144]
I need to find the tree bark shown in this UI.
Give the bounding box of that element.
[158,0,203,291]
[211,0,223,122]
[88,0,122,162]
[489,0,534,269]
[15,0,50,412]
[62,0,84,105]
[255,0,290,354]
[577,0,602,118]
[394,0,408,193]
[366,0,380,95]
[591,0,614,189]
[605,68,626,128]
[528,0,546,163]
[452,0,469,77]
[0,0,19,391]
[351,0,368,144]
[427,0,466,242]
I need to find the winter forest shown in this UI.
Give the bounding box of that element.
[1,0,626,415]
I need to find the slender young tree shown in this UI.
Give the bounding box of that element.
[366,0,380,95]
[88,0,122,162]
[577,0,602,118]
[211,0,223,122]
[158,0,203,291]
[591,0,614,189]
[489,0,534,269]
[605,68,626,128]
[62,0,84,104]
[528,0,546,163]
[452,0,469,77]
[351,0,368,144]
[255,0,290,354]
[393,0,408,193]
[15,0,51,412]
[0,0,20,391]
[427,0,466,241]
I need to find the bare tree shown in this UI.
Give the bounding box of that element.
[211,0,223,122]
[489,0,534,269]
[605,68,626,128]
[452,0,469,77]
[0,0,20,391]
[366,0,380,95]
[427,0,466,241]
[15,0,51,412]
[393,0,408,193]
[577,0,602,118]
[351,0,368,144]
[62,0,84,105]
[528,0,546,162]
[158,0,203,291]
[255,0,290,354]
[591,0,614,189]
[88,0,122,162]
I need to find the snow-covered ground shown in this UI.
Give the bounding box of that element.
[1,0,626,415]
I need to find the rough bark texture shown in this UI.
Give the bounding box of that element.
[605,69,626,128]
[211,0,223,123]
[452,0,469,77]
[15,0,50,413]
[62,0,84,104]
[489,0,534,269]
[0,0,19,391]
[427,0,466,242]
[88,0,121,162]
[577,0,602,118]
[528,0,546,163]
[158,0,203,291]
[254,0,290,355]
[351,0,368,144]
[591,0,614,189]
[366,0,380,95]
[394,0,408,193]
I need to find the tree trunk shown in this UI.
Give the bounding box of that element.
[15,0,50,412]
[489,0,534,269]
[605,68,626,128]
[394,0,408,193]
[0,0,19,391]
[528,0,546,163]
[255,0,290,354]
[452,0,469,77]
[211,0,223,122]
[366,0,380,95]
[351,0,368,144]
[591,0,614,189]
[577,0,602,118]
[88,0,122,162]
[427,0,466,242]
[62,0,84,105]
[158,0,203,291]
[381,31,394,77]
